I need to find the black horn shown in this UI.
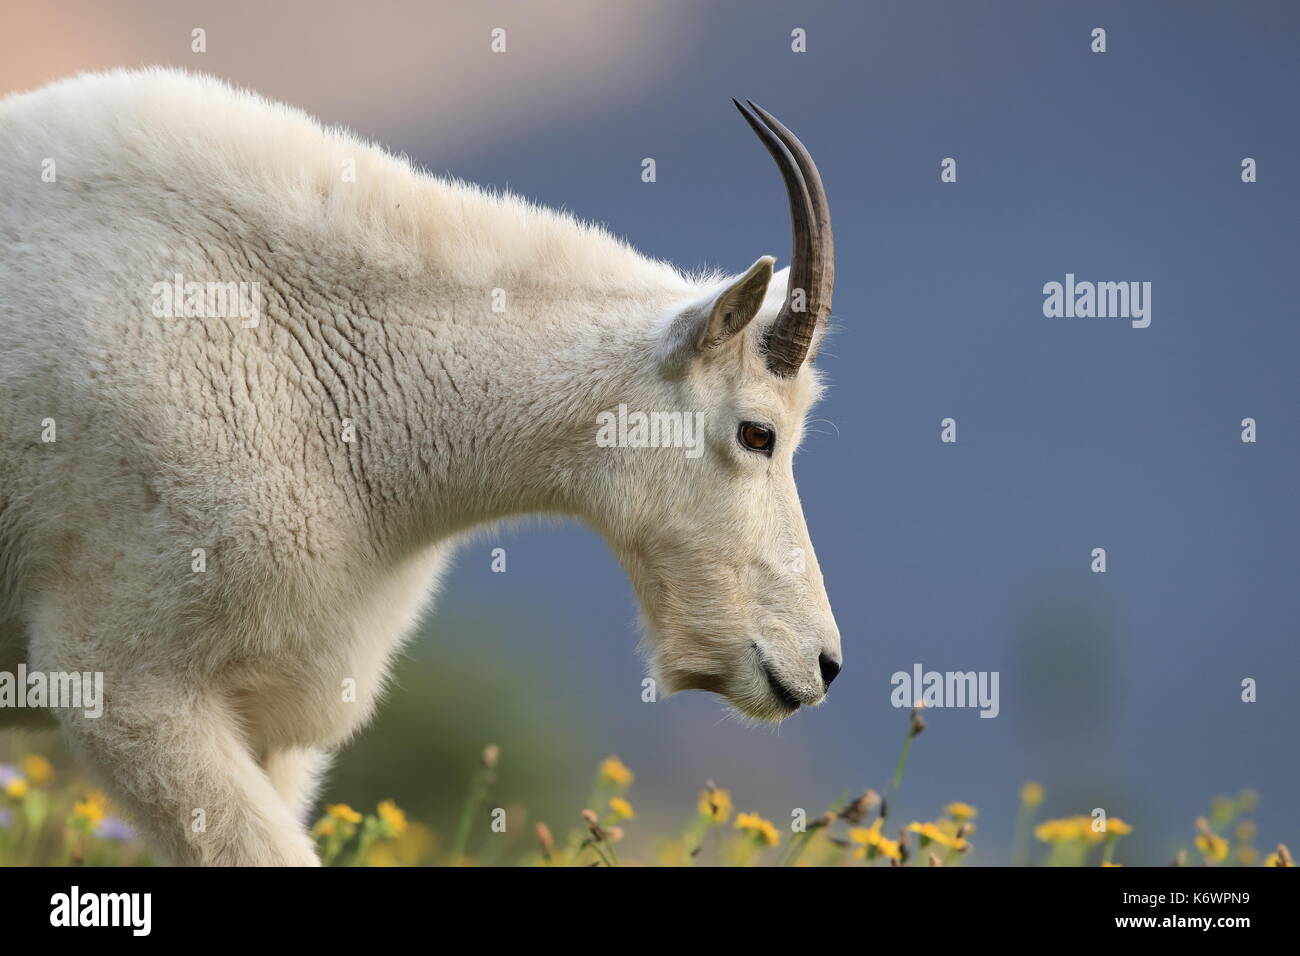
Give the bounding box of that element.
[733,99,835,377]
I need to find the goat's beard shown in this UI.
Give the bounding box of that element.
[646,647,799,724]
[638,612,802,723]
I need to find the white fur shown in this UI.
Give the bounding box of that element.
[0,69,840,865]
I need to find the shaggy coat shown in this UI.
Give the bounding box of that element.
[0,70,840,864]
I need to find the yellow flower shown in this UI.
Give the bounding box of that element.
[698,787,733,824]
[1235,821,1256,843]
[317,819,337,838]
[1083,821,1108,844]
[945,801,977,821]
[377,799,408,837]
[609,796,636,820]
[1197,832,1229,863]
[1194,818,1229,864]
[876,836,901,861]
[848,819,883,847]
[5,777,29,800]
[1020,782,1044,806]
[1033,814,1113,844]
[72,791,107,826]
[735,812,780,847]
[1033,820,1061,842]
[327,803,363,825]
[1035,817,1086,844]
[598,756,634,788]
[1262,844,1292,867]
[908,821,968,851]
[1102,861,1123,867]
[21,754,54,787]
[1236,846,1258,866]
[849,818,901,861]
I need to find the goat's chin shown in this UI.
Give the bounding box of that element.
[648,629,802,723]
[663,670,799,724]
[724,683,802,724]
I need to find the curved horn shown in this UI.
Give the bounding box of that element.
[733,99,835,377]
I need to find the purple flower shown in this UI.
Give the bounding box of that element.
[0,764,18,787]
[0,809,12,829]
[95,816,135,842]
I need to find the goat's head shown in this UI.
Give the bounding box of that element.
[592,101,840,722]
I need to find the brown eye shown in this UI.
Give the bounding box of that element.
[738,421,775,456]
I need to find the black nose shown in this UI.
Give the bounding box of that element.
[818,652,841,689]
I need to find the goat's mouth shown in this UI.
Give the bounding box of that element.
[663,663,801,722]
[762,663,802,713]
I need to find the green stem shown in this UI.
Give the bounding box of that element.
[319,829,347,866]
[345,819,381,867]
[779,830,815,867]
[1011,801,1035,867]
[1102,836,1118,866]
[582,838,615,868]
[891,733,915,794]
[885,710,921,823]
[449,766,492,864]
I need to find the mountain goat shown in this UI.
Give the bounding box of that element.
[0,70,842,865]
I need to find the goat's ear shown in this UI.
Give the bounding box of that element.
[659,256,774,367]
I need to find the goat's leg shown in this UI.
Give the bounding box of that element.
[262,747,334,826]
[24,595,321,868]
[51,672,320,866]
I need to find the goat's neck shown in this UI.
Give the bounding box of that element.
[351,277,682,556]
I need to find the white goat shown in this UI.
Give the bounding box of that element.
[0,69,842,865]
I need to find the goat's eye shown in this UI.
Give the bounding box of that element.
[738,421,775,456]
